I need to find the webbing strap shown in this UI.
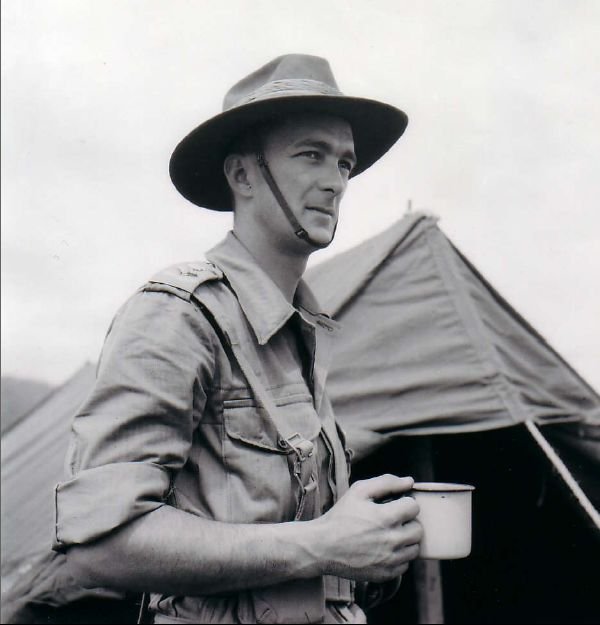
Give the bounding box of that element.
[192,290,319,520]
[285,433,318,521]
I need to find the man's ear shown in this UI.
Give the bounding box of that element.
[224,154,253,199]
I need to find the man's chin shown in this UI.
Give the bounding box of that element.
[306,227,336,249]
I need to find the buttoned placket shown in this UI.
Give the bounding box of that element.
[297,311,338,413]
[296,310,342,502]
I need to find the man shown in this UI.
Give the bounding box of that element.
[54,54,422,624]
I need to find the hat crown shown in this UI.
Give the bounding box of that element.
[223,54,341,112]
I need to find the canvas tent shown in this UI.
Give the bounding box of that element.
[304,213,600,623]
[1,363,97,594]
[2,215,598,623]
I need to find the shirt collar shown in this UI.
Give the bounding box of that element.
[206,232,339,345]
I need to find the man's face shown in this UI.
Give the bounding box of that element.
[252,113,356,249]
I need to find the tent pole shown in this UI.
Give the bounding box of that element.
[412,437,445,624]
[524,421,600,530]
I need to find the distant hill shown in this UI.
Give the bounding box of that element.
[1,376,54,435]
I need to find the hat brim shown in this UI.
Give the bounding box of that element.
[169,95,408,211]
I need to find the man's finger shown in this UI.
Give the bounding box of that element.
[352,474,414,500]
[383,496,420,524]
[392,519,423,544]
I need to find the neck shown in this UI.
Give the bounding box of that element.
[233,226,309,304]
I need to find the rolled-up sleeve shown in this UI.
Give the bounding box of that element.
[54,290,216,550]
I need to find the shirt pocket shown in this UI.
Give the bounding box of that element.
[222,388,321,523]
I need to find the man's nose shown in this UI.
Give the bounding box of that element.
[318,161,347,196]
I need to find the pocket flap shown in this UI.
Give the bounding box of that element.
[224,398,322,452]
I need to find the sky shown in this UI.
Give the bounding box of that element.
[2,0,599,391]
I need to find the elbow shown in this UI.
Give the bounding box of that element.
[66,542,120,589]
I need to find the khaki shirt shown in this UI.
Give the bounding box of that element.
[54,232,360,623]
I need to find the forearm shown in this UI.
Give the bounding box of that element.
[68,475,422,596]
[67,504,324,595]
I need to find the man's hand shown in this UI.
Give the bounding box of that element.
[309,474,422,582]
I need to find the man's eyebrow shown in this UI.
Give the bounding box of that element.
[292,139,357,162]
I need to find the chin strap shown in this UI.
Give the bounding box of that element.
[255,151,337,249]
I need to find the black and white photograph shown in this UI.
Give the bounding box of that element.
[2,2,599,623]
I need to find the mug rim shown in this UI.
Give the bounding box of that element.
[413,481,475,492]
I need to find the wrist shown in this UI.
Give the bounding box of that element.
[277,517,329,579]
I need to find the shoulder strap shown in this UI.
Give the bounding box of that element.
[143,268,319,520]
[144,260,224,301]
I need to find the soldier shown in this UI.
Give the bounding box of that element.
[54,54,422,624]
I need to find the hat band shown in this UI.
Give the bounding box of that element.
[230,79,344,109]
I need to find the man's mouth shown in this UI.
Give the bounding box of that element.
[306,206,335,218]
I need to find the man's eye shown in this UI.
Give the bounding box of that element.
[300,151,321,160]
[339,160,354,173]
